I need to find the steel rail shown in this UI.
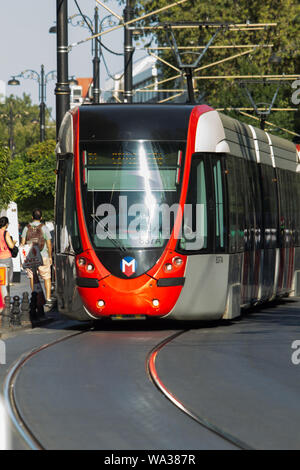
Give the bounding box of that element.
[146,330,254,450]
[3,329,89,450]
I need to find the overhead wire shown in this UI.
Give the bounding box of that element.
[73,0,135,83]
[73,0,123,56]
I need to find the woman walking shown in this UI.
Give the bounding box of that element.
[0,216,16,284]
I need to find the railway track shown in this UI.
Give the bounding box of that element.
[3,325,251,450]
[3,330,87,450]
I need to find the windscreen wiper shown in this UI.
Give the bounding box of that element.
[91,215,127,253]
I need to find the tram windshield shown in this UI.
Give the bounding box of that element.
[80,140,186,251]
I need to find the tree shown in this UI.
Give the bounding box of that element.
[107,0,300,139]
[0,143,13,207]
[8,139,56,223]
[0,94,55,156]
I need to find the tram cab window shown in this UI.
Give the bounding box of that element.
[179,154,225,254]
[179,158,208,251]
[80,140,186,251]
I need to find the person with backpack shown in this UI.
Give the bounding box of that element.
[0,216,17,283]
[21,209,53,310]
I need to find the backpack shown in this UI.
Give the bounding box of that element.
[25,223,45,251]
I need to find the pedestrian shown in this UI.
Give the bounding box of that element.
[21,209,54,311]
[0,216,17,284]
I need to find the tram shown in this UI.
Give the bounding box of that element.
[54,104,300,321]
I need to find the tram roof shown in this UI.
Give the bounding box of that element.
[194,108,298,171]
[78,104,195,142]
[59,104,298,171]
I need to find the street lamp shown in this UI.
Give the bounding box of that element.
[69,76,78,86]
[8,65,56,142]
[50,7,118,104]
[7,77,20,87]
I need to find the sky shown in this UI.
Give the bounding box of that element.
[1,0,146,119]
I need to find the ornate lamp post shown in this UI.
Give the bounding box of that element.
[8,66,56,142]
[50,7,118,105]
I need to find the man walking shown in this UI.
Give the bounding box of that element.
[21,209,53,310]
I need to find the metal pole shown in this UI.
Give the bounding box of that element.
[260,117,266,130]
[8,106,14,153]
[40,65,46,141]
[93,6,100,104]
[55,0,70,138]
[124,0,133,103]
[185,68,195,104]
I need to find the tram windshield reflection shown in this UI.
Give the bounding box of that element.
[80,140,186,250]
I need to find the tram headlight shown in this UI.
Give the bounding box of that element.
[173,257,183,267]
[86,263,95,272]
[77,257,86,267]
[97,300,105,308]
[164,263,173,272]
[152,299,159,307]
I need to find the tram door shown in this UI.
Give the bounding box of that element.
[259,165,278,299]
[277,168,295,294]
[246,161,263,302]
[55,154,83,318]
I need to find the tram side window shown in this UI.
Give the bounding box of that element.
[236,159,248,252]
[225,156,245,253]
[213,159,225,250]
[278,168,296,248]
[278,169,287,244]
[248,161,263,250]
[225,157,237,253]
[295,172,300,246]
[60,156,81,254]
[260,164,278,249]
[287,171,296,246]
[292,172,299,246]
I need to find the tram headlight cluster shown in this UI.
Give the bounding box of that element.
[76,256,95,273]
[163,256,184,273]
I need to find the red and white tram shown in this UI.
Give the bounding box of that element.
[55,104,300,321]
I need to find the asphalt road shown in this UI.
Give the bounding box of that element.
[2,297,300,450]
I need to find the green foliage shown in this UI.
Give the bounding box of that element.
[0,94,55,155]
[8,140,56,223]
[108,0,300,140]
[0,143,13,207]
[0,94,56,222]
